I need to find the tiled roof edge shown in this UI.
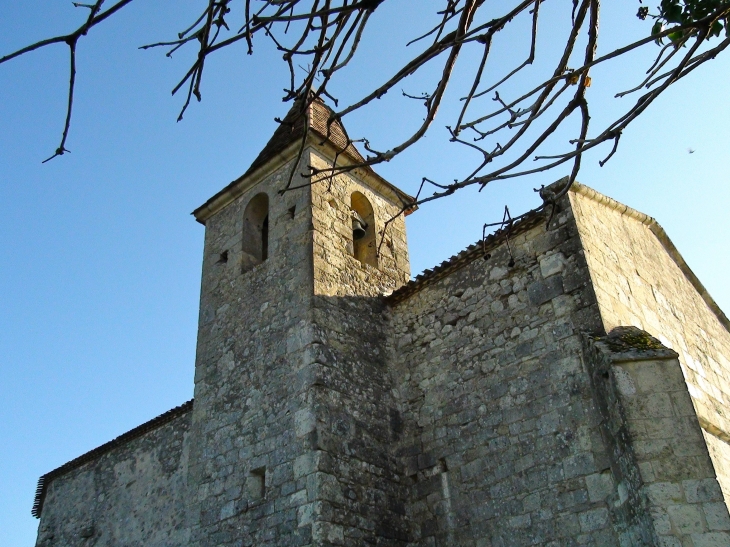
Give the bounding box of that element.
[194,97,416,224]
[570,182,730,335]
[386,210,547,305]
[32,399,194,519]
[308,135,417,213]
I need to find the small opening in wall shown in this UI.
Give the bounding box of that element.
[288,205,296,219]
[242,193,269,272]
[350,191,377,268]
[246,467,266,500]
[217,250,229,264]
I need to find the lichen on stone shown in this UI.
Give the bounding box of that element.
[604,326,665,352]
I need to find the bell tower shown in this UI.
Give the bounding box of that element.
[187,97,415,546]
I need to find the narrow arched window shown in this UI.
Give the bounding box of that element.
[242,193,269,272]
[350,191,377,268]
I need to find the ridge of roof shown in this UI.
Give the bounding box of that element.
[243,95,368,179]
[386,209,547,305]
[388,179,730,337]
[193,96,416,223]
[32,399,194,519]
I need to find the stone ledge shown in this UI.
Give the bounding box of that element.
[699,417,730,445]
[593,327,679,364]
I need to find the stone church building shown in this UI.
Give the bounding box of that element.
[33,99,730,546]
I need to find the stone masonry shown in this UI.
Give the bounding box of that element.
[33,98,730,546]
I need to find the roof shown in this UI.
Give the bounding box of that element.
[568,182,730,334]
[32,399,194,518]
[193,96,416,223]
[388,181,730,338]
[386,209,547,305]
[244,95,369,178]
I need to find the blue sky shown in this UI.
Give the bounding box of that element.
[2,1,729,544]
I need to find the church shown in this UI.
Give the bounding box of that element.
[33,98,730,546]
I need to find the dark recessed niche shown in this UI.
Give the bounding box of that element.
[246,467,266,500]
[242,193,269,272]
[218,251,229,263]
[288,205,296,219]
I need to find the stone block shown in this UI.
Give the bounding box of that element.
[669,391,697,417]
[563,452,596,480]
[312,521,346,544]
[527,276,564,306]
[627,361,687,394]
[540,253,566,278]
[306,472,344,505]
[294,409,316,438]
[585,471,615,503]
[656,537,682,547]
[684,479,724,504]
[651,507,672,535]
[579,507,610,532]
[667,504,706,534]
[689,532,730,547]
[645,482,684,505]
[297,501,318,527]
[702,502,730,531]
[290,489,308,508]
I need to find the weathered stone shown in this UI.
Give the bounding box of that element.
[33,112,730,547]
[527,275,564,306]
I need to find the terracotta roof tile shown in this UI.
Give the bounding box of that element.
[243,96,369,178]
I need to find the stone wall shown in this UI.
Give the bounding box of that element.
[303,149,412,544]
[387,207,620,545]
[583,328,730,545]
[34,409,191,547]
[569,184,730,507]
[34,152,730,547]
[309,148,410,298]
[188,143,414,547]
[188,153,318,547]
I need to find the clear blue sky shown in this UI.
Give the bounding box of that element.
[2,1,729,544]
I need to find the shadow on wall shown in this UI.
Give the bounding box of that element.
[308,291,412,545]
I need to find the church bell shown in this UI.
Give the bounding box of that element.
[351,210,368,240]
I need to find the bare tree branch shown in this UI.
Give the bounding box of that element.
[2,0,729,234]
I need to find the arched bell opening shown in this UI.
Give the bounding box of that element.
[242,193,269,272]
[350,191,377,268]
